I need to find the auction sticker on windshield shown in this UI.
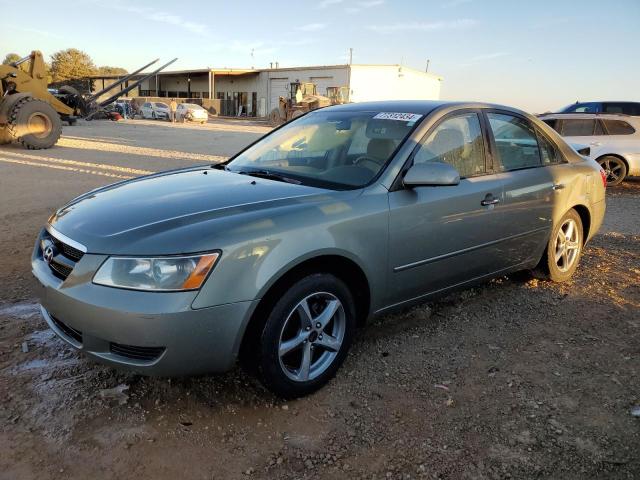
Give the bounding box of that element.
[373,112,423,122]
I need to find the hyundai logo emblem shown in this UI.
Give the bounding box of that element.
[43,244,55,264]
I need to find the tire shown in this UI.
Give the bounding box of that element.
[269,108,283,127]
[0,126,12,145]
[291,110,305,120]
[537,209,584,282]
[7,98,62,150]
[597,156,627,186]
[253,273,356,398]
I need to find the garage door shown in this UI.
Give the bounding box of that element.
[269,78,289,112]
[311,76,335,97]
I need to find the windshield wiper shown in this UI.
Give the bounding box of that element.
[235,169,302,185]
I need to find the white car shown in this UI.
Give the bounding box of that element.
[140,102,170,120]
[176,103,208,124]
[539,113,640,185]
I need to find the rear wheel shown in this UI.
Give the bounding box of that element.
[597,155,627,186]
[538,209,583,282]
[7,98,62,149]
[253,273,356,398]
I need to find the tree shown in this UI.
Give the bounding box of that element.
[50,48,97,82]
[98,66,128,76]
[2,53,29,73]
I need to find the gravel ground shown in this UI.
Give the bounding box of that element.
[0,120,638,479]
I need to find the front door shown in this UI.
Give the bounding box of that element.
[387,111,509,306]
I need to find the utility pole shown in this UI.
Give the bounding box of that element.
[426,59,430,73]
[349,48,353,65]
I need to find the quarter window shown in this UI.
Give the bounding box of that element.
[537,132,561,165]
[487,113,541,170]
[413,112,486,178]
[602,119,636,135]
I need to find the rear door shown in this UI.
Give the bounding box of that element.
[484,111,555,266]
[387,110,509,305]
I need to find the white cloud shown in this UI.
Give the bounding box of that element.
[368,18,477,34]
[295,23,327,32]
[346,0,384,14]
[104,1,209,36]
[318,0,344,8]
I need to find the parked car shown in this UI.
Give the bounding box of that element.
[559,101,640,116]
[539,113,640,185]
[176,103,208,124]
[32,101,605,398]
[140,101,170,120]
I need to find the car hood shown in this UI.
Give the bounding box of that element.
[49,167,330,254]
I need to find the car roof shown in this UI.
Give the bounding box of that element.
[540,112,639,121]
[323,100,527,116]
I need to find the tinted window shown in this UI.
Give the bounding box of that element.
[537,132,561,165]
[603,119,636,135]
[413,112,486,178]
[561,119,596,136]
[487,113,541,170]
[143,102,151,107]
[603,102,640,115]
[154,102,168,108]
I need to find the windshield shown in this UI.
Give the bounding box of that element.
[227,110,422,189]
[154,102,168,108]
[183,103,204,110]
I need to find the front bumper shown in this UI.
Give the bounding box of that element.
[32,234,257,376]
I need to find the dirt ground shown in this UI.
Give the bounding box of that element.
[0,119,638,479]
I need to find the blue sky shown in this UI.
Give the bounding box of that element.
[1,0,638,112]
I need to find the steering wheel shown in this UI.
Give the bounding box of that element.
[354,155,384,169]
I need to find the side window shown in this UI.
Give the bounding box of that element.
[487,113,541,170]
[602,119,636,135]
[537,132,562,165]
[413,112,486,178]
[542,119,560,132]
[560,119,596,136]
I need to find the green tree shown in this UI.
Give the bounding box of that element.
[98,66,128,75]
[2,52,29,73]
[50,48,97,82]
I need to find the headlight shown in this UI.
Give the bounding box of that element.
[93,253,220,291]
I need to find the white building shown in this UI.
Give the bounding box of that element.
[91,64,443,118]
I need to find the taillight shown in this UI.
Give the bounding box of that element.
[599,169,607,188]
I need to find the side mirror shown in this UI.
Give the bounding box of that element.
[403,162,460,187]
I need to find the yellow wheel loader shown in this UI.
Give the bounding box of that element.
[0,51,69,149]
[1,51,177,149]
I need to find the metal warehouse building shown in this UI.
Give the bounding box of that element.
[90,64,442,118]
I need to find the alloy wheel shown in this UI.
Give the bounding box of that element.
[555,218,580,272]
[278,292,346,382]
[599,157,624,185]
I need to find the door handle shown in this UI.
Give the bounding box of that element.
[481,194,500,206]
[552,183,565,191]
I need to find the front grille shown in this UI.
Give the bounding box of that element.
[110,342,165,362]
[42,230,85,280]
[48,260,73,280]
[52,237,84,262]
[51,315,83,344]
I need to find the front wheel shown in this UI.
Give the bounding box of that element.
[254,274,356,398]
[597,156,627,186]
[538,209,583,282]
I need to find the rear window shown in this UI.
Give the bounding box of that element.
[560,119,596,136]
[602,119,636,135]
